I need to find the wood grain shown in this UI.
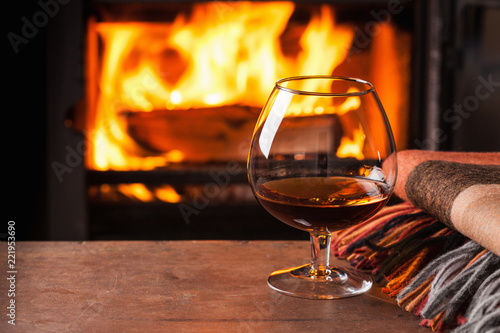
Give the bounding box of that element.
[1,241,429,332]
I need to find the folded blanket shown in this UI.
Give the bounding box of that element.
[332,203,500,332]
[395,150,500,256]
[394,150,500,202]
[332,149,500,332]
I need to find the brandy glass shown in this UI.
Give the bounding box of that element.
[247,76,397,299]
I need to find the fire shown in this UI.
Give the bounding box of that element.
[168,2,296,107]
[285,87,361,117]
[86,2,356,171]
[117,183,154,202]
[84,1,413,203]
[154,185,182,203]
[337,125,366,160]
[97,184,182,203]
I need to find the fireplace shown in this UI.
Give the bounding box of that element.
[80,0,414,240]
[8,0,499,240]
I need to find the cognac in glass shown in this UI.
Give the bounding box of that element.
[247,76,397,299]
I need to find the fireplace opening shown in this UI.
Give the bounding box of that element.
[81,1,412,168]
[67,0,416,240]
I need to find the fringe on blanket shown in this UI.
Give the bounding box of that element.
[331,202,500,333]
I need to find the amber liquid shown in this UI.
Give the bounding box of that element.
[256,177,390,232]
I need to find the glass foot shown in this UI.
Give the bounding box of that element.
[267,264,373,299]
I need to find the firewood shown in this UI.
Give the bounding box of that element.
[124,105,342,162]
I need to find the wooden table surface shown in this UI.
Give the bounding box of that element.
[1,241,429,332]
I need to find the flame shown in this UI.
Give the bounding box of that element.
[169,2,296,107]
[87,2,356,172]
[371,23,409,150]
[337,125,366,160]
[285,87,361,117]
[79,2,418,203]
[117,183,155,202]
[155,185,182,203]
[97,183,182,203]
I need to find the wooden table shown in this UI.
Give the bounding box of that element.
[1,241,429,332]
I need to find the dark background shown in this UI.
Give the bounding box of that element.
[6,2,49,240]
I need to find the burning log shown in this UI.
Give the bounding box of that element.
[124,105,260,163]
[124,105,342,163]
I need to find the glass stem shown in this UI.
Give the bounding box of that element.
[309,231,332,277]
